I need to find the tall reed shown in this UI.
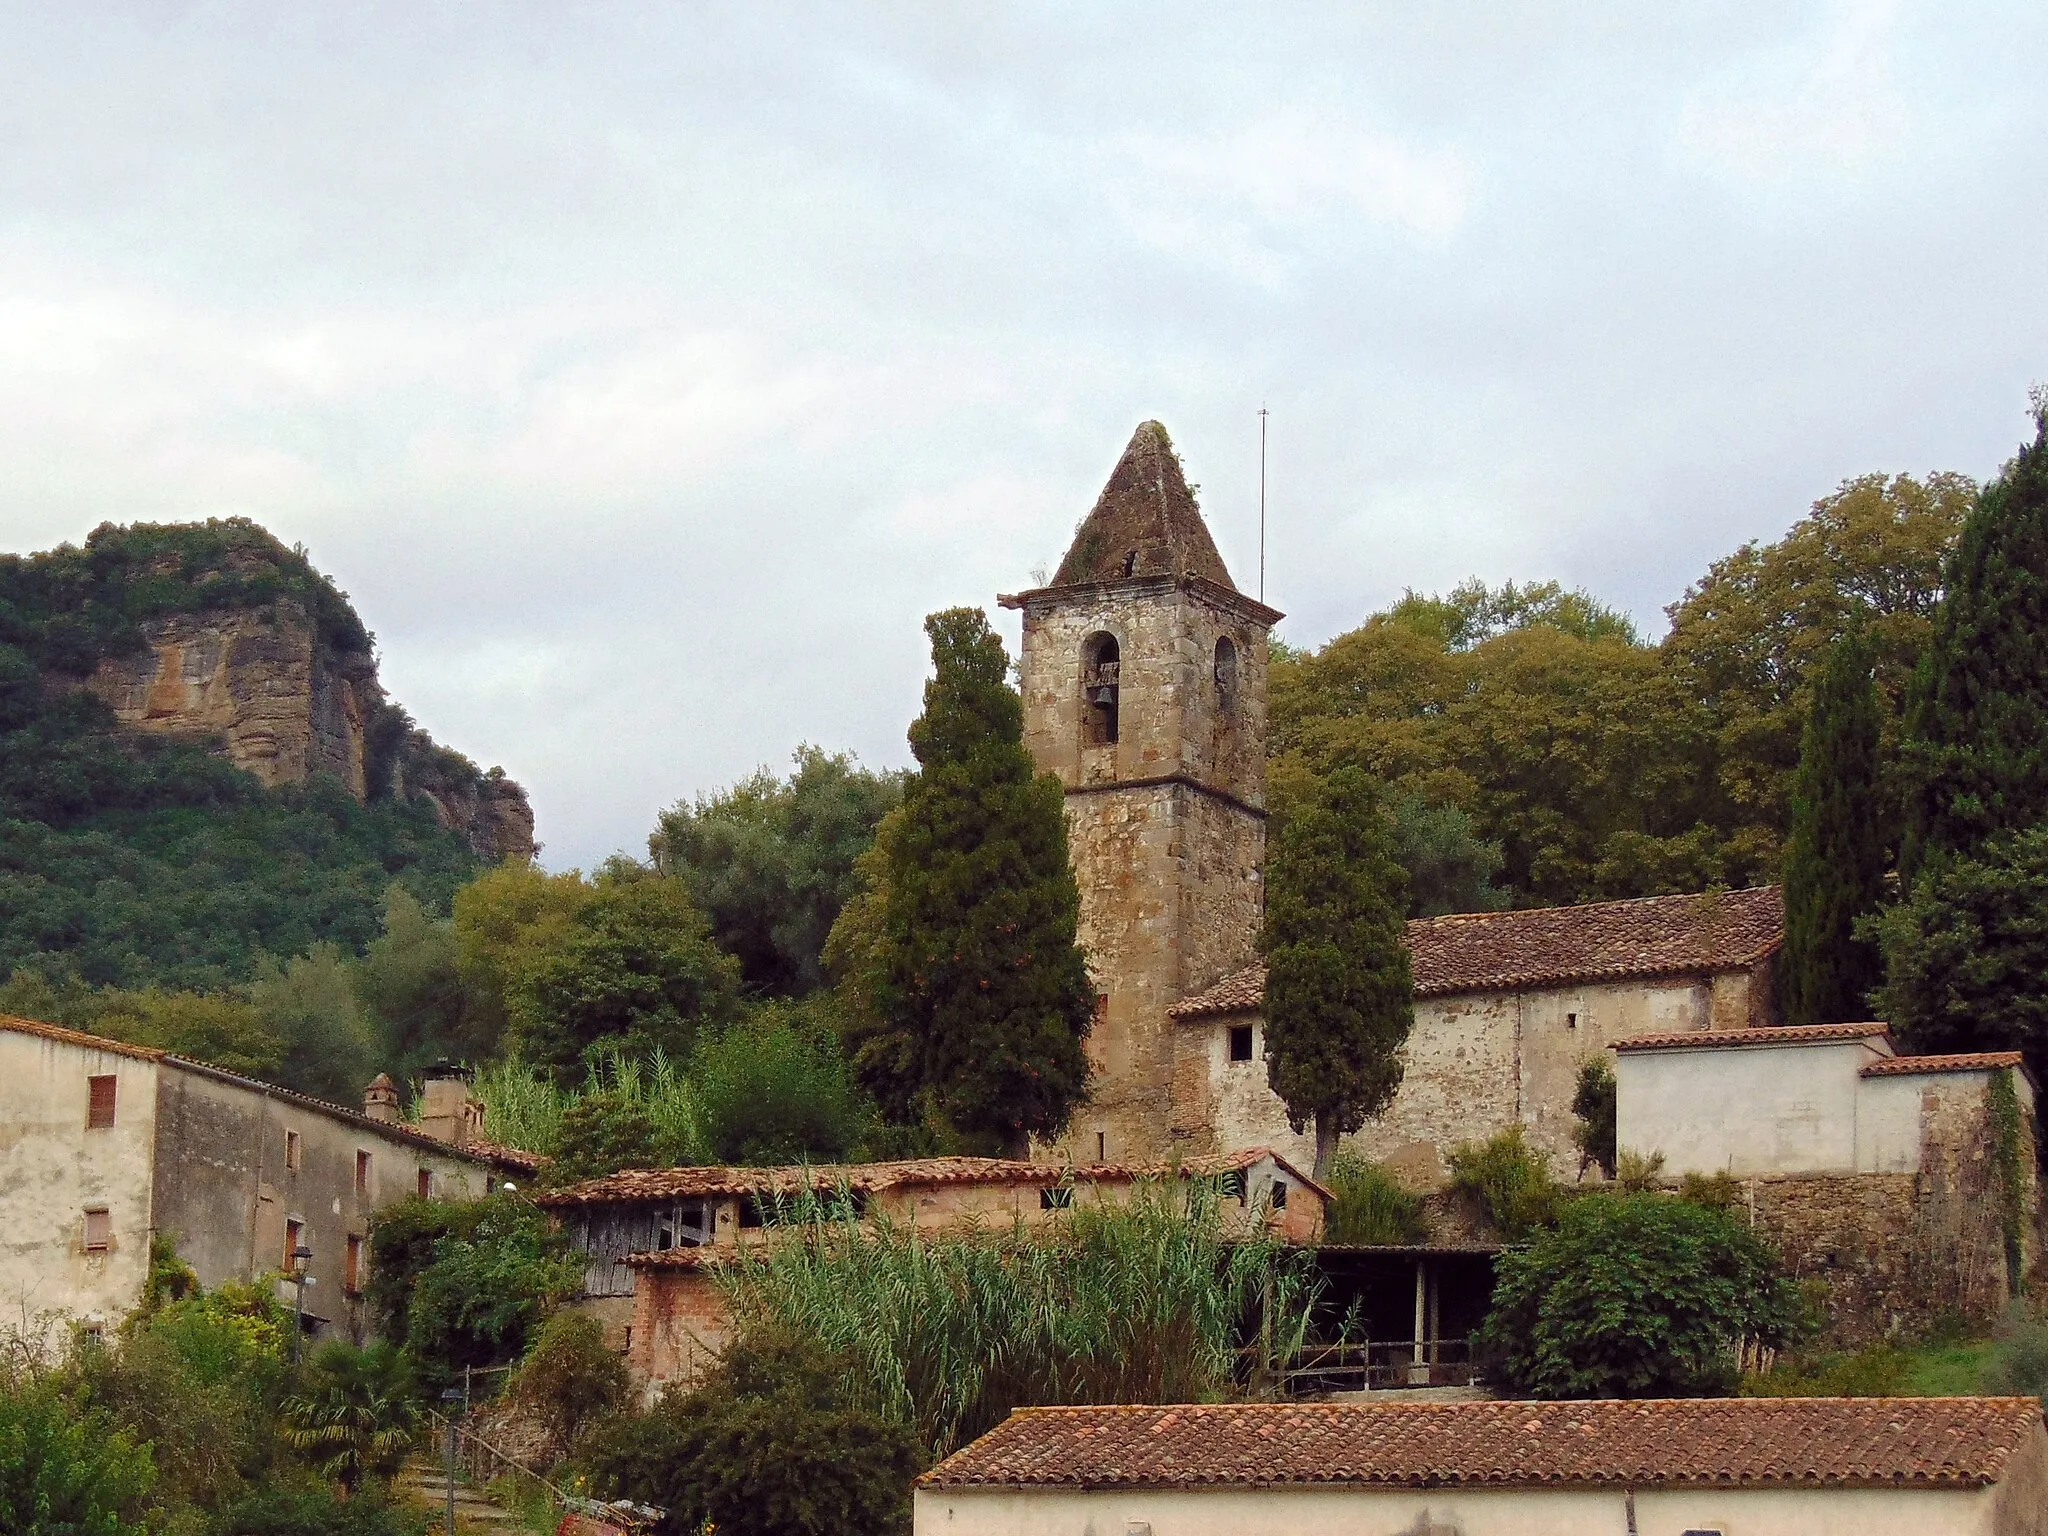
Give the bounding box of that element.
[464,1050,706,1163]
[722,1181,1322,1459]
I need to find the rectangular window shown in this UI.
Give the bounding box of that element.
[1566,1012,1579,1030]
[1270,1181,1288,1211]
[1227,1024,1254,1062]
[1040,1187,1074,1211]
[83,1208,111,1252]
[417,1168,432,1199]
[344,1234,362,1294]
[283,1218,303,1270]
[1218,1169,1247,1204]
[354,1150,372,1196]
[87,1075,117,1129]
[738,1197,765,1229]
[1096,1131,1106,1163]
[285,1131,302,1171]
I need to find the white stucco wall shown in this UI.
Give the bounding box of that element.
[1616,1038,1887,1176]
[914,1481,2017,1536]
[1855,1073,1928,1173]
[0,1029,161,1343]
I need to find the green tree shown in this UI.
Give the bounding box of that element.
[545,1091,663,1185]
[1781,632,1887,1024]
[451,860,591,1049]
[399,1195,584,1373]
[0,1378,156,1536]
[355,886,472,1074]
[1478,1194,1805,1399]
[91,989,285,1080]
[693,1000,870,1165]
[1260,764,1414,1178]
[279,1342,421,1497]
[507,865,740,1084]
[848,609,1093,1156]
[1901,412,2048,880]
[1570,1059,1617,1180]
[1870,827,2048,1084]
[508,1311,631,1462]
[650,746,905,996]
[250,944,378,1104]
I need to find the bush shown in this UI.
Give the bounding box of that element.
[693,1001,870,1165]
[1447,1126,1558,1239]
[1678,1171,1742,1212]
[212,1488,427,1536]
[582,1332,923,1536]
[1570,1059,1616,1178]
[371,1195,583,1375]
[1741,1344,1912,1397]
[0,1376,157,1536]
[1478,1193,1805,1398]
[547,1092,663,1185]
[1321,1153,1429,1245]
[1983,1305,2048,1402]
[509,1312,631,1460]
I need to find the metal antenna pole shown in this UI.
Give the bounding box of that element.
[1258,406,1269,603]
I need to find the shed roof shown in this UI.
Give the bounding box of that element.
[1049,421,1235,590]
[0,1014,527,1174]
[1170,885,1785,1019]
[918,1397,2044,1492]
[1613,1022,1893,1054]
[537,1146,1328,1209]
[1863,1050,2027,1078]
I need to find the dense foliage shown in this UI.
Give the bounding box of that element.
[1480,1194,1805,1398]
[1570,1059,1618,1179]
[1447,1126,1560,1240]
[834,609,1093,1156]
[650,746,904,996]
[1321,1152,1430,1245]
[1261,764,1414,1176]
[1781,631,1887,1023]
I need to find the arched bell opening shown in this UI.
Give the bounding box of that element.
[1213,635,1239,712]
[1082,632,1121,746]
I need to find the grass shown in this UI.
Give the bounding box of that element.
[1903,1339,2000,1396]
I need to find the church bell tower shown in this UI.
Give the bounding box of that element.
[1001,421,1281,1163]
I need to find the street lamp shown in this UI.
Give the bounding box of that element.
[440,1387,465,1536]
[289,1244,314,1364]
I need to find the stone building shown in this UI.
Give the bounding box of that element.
[1617,1023,2040,1336]
[537,1148,1325,1393]
[0,1014,531,1346]
[914,1397,2048,1536]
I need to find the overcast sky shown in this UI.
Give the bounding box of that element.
[2,3,2043,870]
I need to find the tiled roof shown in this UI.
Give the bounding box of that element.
[1169,886,1784,1019]
[0,1014,524,1172]
[1863,1051,2027,1077]
[467,1139,547,1174]
[1613,1022,1893,1054]
[918,1398,2044,1492]
[538,1147,1327,1209]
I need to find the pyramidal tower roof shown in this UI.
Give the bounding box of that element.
[1052,421,1236,590]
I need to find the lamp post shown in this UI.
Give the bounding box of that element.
[440,1386,464,1536]
[288,1244,314,1364]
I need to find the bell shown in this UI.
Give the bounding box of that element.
[1093,686,1114,705]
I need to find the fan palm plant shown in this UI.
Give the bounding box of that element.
[280,1341,422,1495]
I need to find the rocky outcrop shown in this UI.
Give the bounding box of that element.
[85,599,535,862]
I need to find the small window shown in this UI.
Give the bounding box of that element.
[344,1234,363,1294]
[1566,1012,1578,1030]
[1218,1169,1247,1204]
[623,1326,633,1352]
[354,1150,372,1196]
[1228,1024,1254,1062]
[417,1168,432,1199]
[285,1131,302,1171]
[1096,1131,1106,1163]
[1270,1181,1288,1211]
[1082,633,1120,746]
[739,1197,766,1229]
[83,1208,111,1252]
[1041,1187,1074,1210]
[87,1075,117,1130]
[283,1218,303,1270]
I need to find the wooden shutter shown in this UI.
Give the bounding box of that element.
[87,1075,117,1129]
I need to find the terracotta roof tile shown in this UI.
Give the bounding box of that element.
[1863,1051,2027,1077]
[919,1398,2044,1491]
[537,1147,1328,1209]
[1169,887,1784,1018]
[1613,1022,1893,1053]
[0,1013,165,1061]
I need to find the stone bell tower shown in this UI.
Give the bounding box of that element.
[1000,421,1281,1163]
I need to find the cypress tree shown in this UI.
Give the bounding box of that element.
[1780,630,1886,1024]
[1260,765,1415,1180]
[1901,407,2048,882]
[870,608,1094,1156]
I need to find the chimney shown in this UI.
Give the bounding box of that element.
[418,1062,483,1147]
[363,1073,402,1125]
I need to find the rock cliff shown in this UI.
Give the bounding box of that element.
[36,520,535,862]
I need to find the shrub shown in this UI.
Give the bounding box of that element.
[581,1331,923,1536]
[371,1195,583,1375]
[1983,1305,2048,1402]
[546,1092,663,1185]
[1613,1149,1667,1193]
[693,1001,870,1165]
[1678,1171,1742,1212]
[1447,1126,1558,1239]
[509,1312,631,1460]
[1741,1344,1911,1397]
[1321,1153,1429,1245]
[0,1375,157,1536]
[1479,1193,1805,1398]
[212,1488,428,1536]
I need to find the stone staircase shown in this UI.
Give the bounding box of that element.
[396,1445,531,1532]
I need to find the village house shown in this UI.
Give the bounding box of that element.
[1002,422,1786,1185]
[0,1014,532,1347]
[1616,1022,2041,1336]
[536,1148,1325,1393]
[913,1397,2048,1536]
